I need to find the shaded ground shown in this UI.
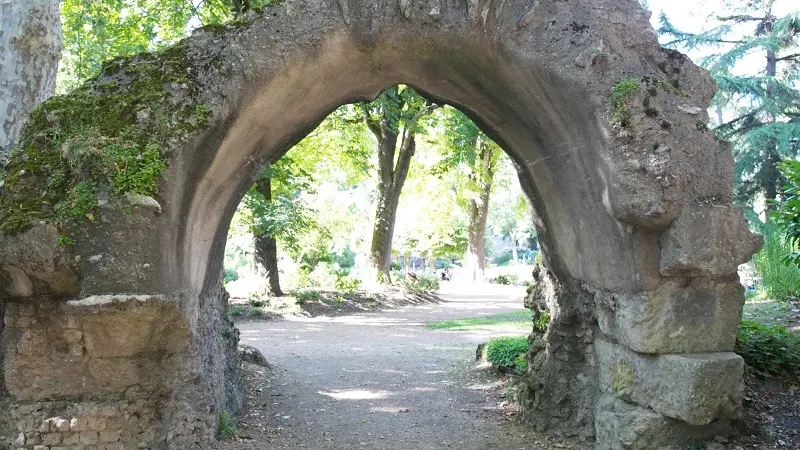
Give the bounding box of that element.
[230,285,443,320]
[216,284,589,449]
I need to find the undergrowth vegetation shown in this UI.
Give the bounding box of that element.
[736,320,800,380]
[485,336,528,374]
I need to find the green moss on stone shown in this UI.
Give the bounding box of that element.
[611,359,634,397]
[0,41,210,242]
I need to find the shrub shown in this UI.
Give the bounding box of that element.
[485,336,529,372]
[735,320,800,379]
[248,298,266,308]
[752,222,800,299]
[334,274,361,295]
[229,305,246,316]
[248,308,265,318]
[295,290,323,304]
[223,267,239,284]
[490,274,519,285]
[492,251,514,266]
[218,412,237,439]
[402,274,440,294]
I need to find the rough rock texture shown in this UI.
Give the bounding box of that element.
[0,0,760,448]
[596,339,743,425]
[239,344,272,368]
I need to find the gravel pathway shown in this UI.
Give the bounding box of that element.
[218,284,588,450]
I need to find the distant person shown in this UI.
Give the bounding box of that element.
[441,267,451,281]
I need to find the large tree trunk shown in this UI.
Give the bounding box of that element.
[465,143,494,283]
[0,0,61,397]
[253,178,283,296]
[0,0,62,163]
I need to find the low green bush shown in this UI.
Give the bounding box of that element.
[223,267,239,284]
[334,273,361,295]
[295,290,323,304]
[490,274,519,285]
[248,308,265,318]
[218,412,238,439]
[402,274,440,294]
[248,298,266,308]
[229,305,246,316]
[485,336,529,373]
[735,320,800,379]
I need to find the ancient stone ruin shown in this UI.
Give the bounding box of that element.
[0,0,761,448]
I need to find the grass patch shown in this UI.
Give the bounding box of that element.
[218,412,238,439]
[743,297,797,329]
[425,310,531,332]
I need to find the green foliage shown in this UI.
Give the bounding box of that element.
[248,308,265,318]
[490,274,519,285]
[485,336,529,372]
[735,320,800,380]
[532,310,551,333]
[401,274,440,294]
[425,310,531,332]
[295,290,323,304]
[0,42,208,242]
[229,304,246,316]
[218,412,238,439]
[334,274,361,295]
[775,159,800,267]
[659,5,800,212]
[492,251,514,266]
[248,298,266,308]
[752,221,800,299]
[610,78,640,127]
[514,353,529,374]
[223,268,239,284]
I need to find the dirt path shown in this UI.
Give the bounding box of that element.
[217,284,588,450]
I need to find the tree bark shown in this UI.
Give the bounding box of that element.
[0,0,62,162]
[253,178,283,296]
[760,6,780,210]
[366,94,438,283]
[466,142,495,283]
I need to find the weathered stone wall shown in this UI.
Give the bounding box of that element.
[0,0,761,448]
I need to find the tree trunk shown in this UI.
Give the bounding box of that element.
[0,0,61,396]
[512,244,519,265]
[369,173,402,282]
[761,10,779,209]
[0,0,61,163]
[466,142,494,283]
[253,178,283,296]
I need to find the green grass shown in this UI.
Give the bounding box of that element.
[743,296,798,330]
[425,310,532,331]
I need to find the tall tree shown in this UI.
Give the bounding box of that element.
[357,86,438,282]
[438,107,502,282]
[0,0,62,162]
[659,3,800,217]
[243,158,318,295]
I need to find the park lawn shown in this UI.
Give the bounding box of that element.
[425,309,531,332]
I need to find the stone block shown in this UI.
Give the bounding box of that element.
[80,430,99,444]
[75,296,188,358]
[595,395,728,450]
[660,206,761,277]
[596,340,743,425]
[63,431,81,445]
[595,278,743,353]
[42,432,63,445]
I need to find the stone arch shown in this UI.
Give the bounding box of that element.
[0,0,761,448]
